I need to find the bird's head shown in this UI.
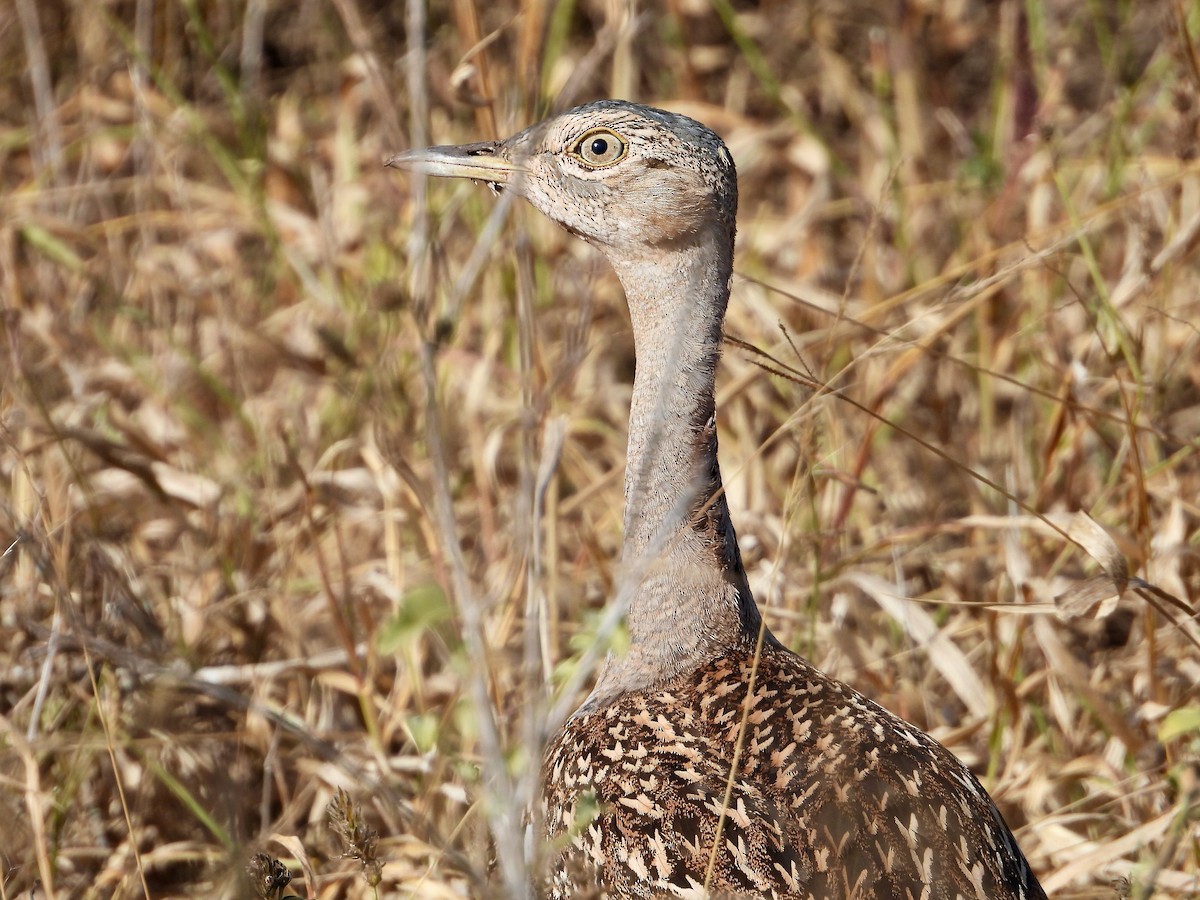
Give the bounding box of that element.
[387,100,737,252]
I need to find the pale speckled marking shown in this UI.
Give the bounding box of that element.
[540,646,1045,899]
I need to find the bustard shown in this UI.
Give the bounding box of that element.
[389,100,1045,900]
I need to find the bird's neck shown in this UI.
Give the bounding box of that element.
[588,227,765,703]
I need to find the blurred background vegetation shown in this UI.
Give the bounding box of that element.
[2,0,1199,897]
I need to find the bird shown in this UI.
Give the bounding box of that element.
[388,100,1046,900]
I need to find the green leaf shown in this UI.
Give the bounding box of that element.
[376,583,452,654]
[406,713,439,754]
[1158,707,1200,744]
[21,224,85,272]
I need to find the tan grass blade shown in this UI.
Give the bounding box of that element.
[840,572,990,719]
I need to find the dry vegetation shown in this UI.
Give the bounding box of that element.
[3,0,1200,897]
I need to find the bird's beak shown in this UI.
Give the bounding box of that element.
[385,141,526,189]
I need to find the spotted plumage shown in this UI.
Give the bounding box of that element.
[542,646,1042,899]
[389,100,1045,899]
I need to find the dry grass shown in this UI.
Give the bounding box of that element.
[3,0,1200,897]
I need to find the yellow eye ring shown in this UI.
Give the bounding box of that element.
[571,128,628,168]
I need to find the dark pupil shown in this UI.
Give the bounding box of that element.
[590,138,609,156]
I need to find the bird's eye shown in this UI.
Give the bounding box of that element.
[572,129,627,168]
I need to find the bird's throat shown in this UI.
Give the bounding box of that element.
[591,228,765,696]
